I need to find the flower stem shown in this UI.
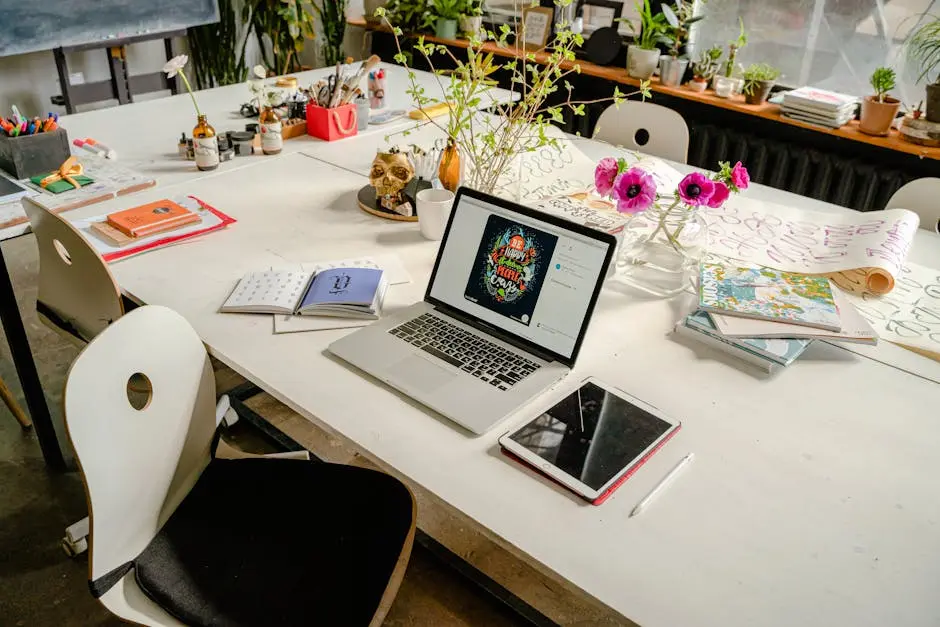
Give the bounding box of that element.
[178,71,202,117]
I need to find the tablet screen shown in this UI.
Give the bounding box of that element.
[507,382,673,490]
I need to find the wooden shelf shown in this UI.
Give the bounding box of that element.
[350,17,940,162]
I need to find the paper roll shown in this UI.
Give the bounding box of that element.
[827,267,895,295]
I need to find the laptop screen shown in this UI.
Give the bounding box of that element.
[427,190,613,363]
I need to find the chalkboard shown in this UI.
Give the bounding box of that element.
[0,0,219,57]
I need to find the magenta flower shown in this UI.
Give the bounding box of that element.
[707,181,730,208]
[677,172,715,206]
[594,158,619,197]
[612,167,656,214]
[731,161,750,190]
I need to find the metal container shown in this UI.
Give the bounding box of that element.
[659,57,689,87]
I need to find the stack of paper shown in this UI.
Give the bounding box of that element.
[781,87,858,129]
[674,262,877,373]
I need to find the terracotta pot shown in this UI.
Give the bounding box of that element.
[859,95,901,136]
[687,78,708,92]
[926,83,940,124]
[744,80,774,105]
[627,45,661,80]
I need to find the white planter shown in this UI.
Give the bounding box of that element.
[713,75,740,98]
[627,45,661,80]
[687,79,708,92]
[459,15,483,39]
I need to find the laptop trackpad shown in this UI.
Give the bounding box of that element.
[387,355,457,394]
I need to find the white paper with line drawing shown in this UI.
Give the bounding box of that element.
[705,197,920,293]
[842,262,940,361]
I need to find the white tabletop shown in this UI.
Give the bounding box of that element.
[0,66,514,242]
[60,150,940,627]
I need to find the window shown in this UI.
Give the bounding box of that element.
[692,0,934,103]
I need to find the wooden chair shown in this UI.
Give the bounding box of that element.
[65,305,416,626]
[22,197,124,343]
[592,101,691,164]
[885,178,940,233]
[0,374,31,429]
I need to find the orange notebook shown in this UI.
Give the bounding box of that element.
[106,200,200,238]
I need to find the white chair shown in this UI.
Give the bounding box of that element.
[885,178,940,233]
[65,305,416,626]
[592,101,691,164]
[22,197,124,343]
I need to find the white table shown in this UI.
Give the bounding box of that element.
[60,149,940,627]
[0,67,514,471]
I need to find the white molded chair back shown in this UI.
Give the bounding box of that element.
[23,197,123,341]
[64,305,217,624]
[592,101,690,164]
[885,178,940,233]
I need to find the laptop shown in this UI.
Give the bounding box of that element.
[328,187,616,434]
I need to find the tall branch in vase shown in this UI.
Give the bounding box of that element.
[377,0,651,195]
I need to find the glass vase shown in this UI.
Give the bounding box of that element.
[612,203,708,297]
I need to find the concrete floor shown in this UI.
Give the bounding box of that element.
[0,234,528,626]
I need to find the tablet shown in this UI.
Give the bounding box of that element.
[498,378,681,505]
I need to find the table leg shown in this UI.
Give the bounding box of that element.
[0,243,66,471]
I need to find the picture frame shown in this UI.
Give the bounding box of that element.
[581,0,623,32]
[520,6,554,50]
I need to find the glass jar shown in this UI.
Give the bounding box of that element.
[192,115,219,171]
[612,203,708,297]
[259,106,283,155]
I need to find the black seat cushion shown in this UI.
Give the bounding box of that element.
[134,458,414,626]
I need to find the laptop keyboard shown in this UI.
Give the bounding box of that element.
[388,313,540,391]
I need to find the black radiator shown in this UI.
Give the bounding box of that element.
[685,123,913,212]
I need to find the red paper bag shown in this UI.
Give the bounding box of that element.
[306,103,358,141]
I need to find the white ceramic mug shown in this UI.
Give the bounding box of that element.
[417,188,455,240]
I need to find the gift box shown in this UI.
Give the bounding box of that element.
[0,128,71,179]
[305,103,358,142]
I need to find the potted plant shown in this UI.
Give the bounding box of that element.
[459,0,484,40]
[312,0,349,66]
[859,67,901,136]
[742,63,779,104]
[688,44,722,92]
[906,16,940,123]
[659,0,704,87]
[624,0,669,80]
[432,0,462,39]
[713,18,747,96]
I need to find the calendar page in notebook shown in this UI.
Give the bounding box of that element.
[222,270,313,313]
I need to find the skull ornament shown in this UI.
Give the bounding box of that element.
[370,151,415,211]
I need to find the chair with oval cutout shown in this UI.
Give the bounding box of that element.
[66,305,416,626]
[885,178,940,234]
[22,197,124,344]
[592,101,690,164]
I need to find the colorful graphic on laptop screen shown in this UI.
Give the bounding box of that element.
[464,214,557,326]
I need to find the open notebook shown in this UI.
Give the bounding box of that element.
[221,266,387,319]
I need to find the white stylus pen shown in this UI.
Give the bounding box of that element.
[629,453,694,518]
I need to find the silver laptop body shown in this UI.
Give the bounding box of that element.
[328,187,616,434]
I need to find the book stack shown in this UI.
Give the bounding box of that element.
[781,87,858,129]
[675,262,878,373]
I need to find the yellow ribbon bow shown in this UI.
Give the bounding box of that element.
[40,156,84,190]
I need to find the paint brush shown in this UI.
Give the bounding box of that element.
[339,55,382,105]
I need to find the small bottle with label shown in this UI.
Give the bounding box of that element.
[259,106,283,155]
[192,115,220,171]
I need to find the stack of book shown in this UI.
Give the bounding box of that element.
[675,263,878,373]
[781,87,858,129]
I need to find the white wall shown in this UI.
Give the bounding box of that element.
[0,39,179,116]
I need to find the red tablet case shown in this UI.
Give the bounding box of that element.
[500,423,681,506]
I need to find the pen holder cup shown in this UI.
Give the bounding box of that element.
[306,103,358,142]
[0,128,71,179]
